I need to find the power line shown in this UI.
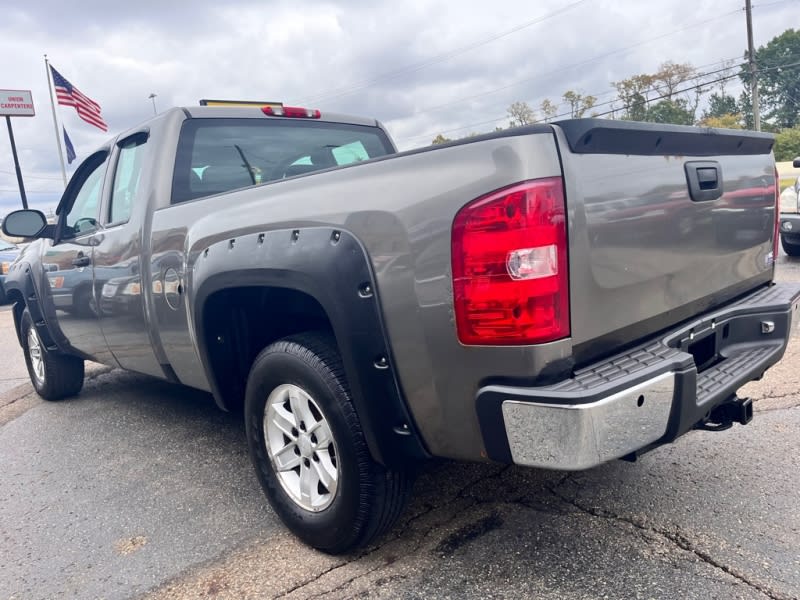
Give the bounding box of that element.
[549,60,800,120]
[402,58,800,144]
[410,56,740,132]
[299,0,591,105]
[590,73,742,119]
[751,0,799,9]
[400,61,747,143]
[407,11,742,119]
[305,0,790,110]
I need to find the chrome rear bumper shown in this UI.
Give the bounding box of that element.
[476,282,800,470]
[502,373,675,470]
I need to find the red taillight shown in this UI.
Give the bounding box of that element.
[261,106,321,119]
[773,166,780,265]
[451,177,570,345]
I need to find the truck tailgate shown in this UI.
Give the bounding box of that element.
[553,120,777,363]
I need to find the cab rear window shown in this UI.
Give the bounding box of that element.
[171,118,394,204]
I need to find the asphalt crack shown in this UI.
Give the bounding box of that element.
[548,475,792,600]
[293,466,581,599]
[278,465,511,599]
[274,559,351,600]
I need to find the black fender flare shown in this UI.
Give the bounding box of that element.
[3,262,70,354]
[192,226,429,468]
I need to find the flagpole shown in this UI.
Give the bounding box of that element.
[44,54,68,188]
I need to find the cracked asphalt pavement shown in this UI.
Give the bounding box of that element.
[2,255,800,600]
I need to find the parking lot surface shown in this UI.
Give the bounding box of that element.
[1,255,799,600]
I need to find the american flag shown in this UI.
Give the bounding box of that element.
[50,65,107,132]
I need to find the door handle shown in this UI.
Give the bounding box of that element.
[72,255,91,268]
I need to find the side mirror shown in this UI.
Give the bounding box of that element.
[1,209,51,239]
[794,157,800,168]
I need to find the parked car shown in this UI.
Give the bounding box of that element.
[3,108,799,554]
[0,240,21,304]
[778,157,800,256]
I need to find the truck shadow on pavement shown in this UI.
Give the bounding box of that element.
[3,368,798,600]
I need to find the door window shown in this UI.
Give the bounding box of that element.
[63,157,107,238]
[109,134,148,225]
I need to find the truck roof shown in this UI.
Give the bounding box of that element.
[179,106,380,128]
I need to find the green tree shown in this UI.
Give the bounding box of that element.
[646,99,694,125]
[614,62,706,124]
[699,114,744,129]
[651,62,696,99]
[740,28,800,128]
[540,98,558,122]
[703,93,739,120]
[699,92,742,128]
[613,73,654,121]
[431,134,452,145]
[774,127,800,161]
[507,101,536,127]
[562,90,597,118]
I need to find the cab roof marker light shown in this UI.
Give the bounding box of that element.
[262,106,321,119]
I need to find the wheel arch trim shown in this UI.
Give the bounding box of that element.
[191,226,429,467]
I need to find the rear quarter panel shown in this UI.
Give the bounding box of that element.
[158,129,567,461]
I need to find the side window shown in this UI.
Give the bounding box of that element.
[110,135,147,224]
[64,158,106,238]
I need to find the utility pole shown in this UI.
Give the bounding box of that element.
[5,116,28,209]
[148,93,158,115]
[745,0,761,131]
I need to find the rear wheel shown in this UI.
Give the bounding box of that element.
[245,332,413,554]
[781,235,800,257]
[20,308,84,400]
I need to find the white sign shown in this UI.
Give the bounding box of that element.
[0,89,35,117]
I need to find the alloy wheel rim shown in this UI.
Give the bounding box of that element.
[263,384,339,512]
[27,328,45,385]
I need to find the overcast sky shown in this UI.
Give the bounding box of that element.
[0,0,796,215]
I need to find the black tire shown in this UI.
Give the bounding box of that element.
[20,308,84,401]
[245,332,413,554]
[781,235,800,257]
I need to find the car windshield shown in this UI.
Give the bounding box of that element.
[171,118,394,204]
[0,242,17,251]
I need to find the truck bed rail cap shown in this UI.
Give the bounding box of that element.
[556,118,775,157]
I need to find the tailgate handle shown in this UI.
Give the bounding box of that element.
[696,168,718,189]
[685,161,723,202]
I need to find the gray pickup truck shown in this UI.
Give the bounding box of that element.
[4,106,800,553]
